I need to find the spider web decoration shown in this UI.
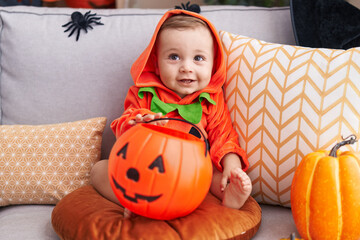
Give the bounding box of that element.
[175,1,201,13]
[62,11,104,41]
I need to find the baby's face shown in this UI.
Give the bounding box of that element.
[156,26,214,98]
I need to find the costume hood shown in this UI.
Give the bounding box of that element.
[130,9,226,101]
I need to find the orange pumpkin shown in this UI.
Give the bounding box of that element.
[291,135,360,240]
[108,122,212,220]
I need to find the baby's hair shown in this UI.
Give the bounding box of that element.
[160,14,209,31]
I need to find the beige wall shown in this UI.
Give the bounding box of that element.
[117,0,205,8]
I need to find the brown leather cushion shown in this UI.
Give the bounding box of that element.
[52,185,261,240]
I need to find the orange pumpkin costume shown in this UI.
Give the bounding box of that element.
[111,9,248,172]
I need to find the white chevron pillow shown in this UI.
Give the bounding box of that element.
[220,31,360,207]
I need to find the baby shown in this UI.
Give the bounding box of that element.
[90,9,252,213]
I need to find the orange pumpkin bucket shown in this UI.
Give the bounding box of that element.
[108,118,213,220]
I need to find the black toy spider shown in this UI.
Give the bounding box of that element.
[175,1,201,13]
[62,11,104,41]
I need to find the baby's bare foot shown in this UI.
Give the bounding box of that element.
[222,168,252,209]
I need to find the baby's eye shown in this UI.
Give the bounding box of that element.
[194,55,204,61]
[169,54,180,61]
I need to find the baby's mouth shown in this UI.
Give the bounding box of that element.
[179,79,195,84]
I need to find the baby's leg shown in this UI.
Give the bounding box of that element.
[210,167,252,209]
[90,160,121,205]
[90,160,137,218]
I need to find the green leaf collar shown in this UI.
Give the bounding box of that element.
[138,87,216,124]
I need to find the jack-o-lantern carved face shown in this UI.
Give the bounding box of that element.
[108,123,212,220]
[111,142,163,203]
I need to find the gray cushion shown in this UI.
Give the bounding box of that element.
[254,204,300,239]
[0,205,59,240]
[0,6,294,159]
[0,203,300,240]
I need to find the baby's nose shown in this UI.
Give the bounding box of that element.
[179,61,193,73]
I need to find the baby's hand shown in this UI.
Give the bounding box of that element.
[128,112,168,126]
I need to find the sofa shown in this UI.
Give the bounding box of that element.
[0,4,321,239]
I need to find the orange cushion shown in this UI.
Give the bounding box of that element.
[52,185,261,239]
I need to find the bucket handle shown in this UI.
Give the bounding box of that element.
[145,117,209,157]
